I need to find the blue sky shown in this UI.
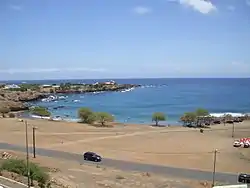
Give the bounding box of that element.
[0,0,250,80]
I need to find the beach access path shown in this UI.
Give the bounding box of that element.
[0,142,238,184]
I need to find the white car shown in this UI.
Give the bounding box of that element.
[233,141,242,147]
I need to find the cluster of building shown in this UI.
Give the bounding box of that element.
[0,80,117,93]
[1,84,20,90]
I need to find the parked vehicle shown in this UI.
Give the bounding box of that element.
[233,141,242,147]
[83,152,102,162]
[243,143,250,148]
[238,173,250,183]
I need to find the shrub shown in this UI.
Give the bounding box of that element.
[8,113,15,118]
[78,107,96,124]
[0,159,49,186]
[30,106,51,117]
[152,112,166,126]
[95,112,114,126]
[180,112,197,127]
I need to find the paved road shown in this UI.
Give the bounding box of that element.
[0,142,239,184]
[0,177,27,188]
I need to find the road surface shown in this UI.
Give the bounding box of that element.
[0,177,27,188]
[0,142,239,184]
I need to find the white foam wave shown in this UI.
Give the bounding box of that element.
[31,115,51,120]
[63,118,80,122]
[58,96,68,99]
[93,91,104,94]
[141,84,167,89]
[209,112,246,118]
[121,87,135,93]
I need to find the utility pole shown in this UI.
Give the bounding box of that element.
[212,149,218,187]
[32,127,37,158]
[232,122,235,138]
[25,121,31,188]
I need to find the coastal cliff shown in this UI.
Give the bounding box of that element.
[0,90,46,111]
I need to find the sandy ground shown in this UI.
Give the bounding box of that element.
[0,118,250,174]
[0,150,215,188]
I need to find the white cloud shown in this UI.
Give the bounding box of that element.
[179,0,216,14]
[133,6,152,15]
[9,5,22,11]
[0,68,106,74]
[227,5,235,11]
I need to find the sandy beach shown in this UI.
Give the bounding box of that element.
[0,118,250,174]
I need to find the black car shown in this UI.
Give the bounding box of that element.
[238,173,250,183]
[83,152,102,162]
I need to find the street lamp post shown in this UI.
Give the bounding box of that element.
[212,149,218,187]
[25,121,31,188]
[32,127,37,158]
[232,122,235,138]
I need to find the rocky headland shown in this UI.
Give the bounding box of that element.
[55,83,140,94]
[0,81,140,112]
[0,90,46,111]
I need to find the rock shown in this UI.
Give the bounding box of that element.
[0,91,46,102]
[18,119,24,122]
[0,101,28,111]
[0,90,46,112]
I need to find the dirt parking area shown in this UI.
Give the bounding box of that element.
[0,118,250,174]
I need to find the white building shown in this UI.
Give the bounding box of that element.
[4,84,20,89]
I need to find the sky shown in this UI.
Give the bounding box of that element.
[0,0,250,80]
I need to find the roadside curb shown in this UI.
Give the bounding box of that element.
[0,175,28,187]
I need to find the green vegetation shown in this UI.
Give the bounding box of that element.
[78,108,115,126]
[19,84,40,91]
[0,106,10,118]
[30,106,51,117]
[195,108,209,117]
[180,112,197,127]
[195,108,209,127]
[0,159,49,187]
[59,82,72,90]
[7,88,26,92]
[152,112,166,126]
[180,108,210,127]
[78,107,96,124]
[95,112,114,126]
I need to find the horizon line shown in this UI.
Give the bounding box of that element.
[0,77,250,82]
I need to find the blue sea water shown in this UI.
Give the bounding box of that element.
[5,78,250,125]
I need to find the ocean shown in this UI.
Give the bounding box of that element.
[6,78,250,125]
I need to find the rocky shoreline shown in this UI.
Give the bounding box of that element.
[0,90,47,111]
[54,84,140,94]
[0,82,140,112]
